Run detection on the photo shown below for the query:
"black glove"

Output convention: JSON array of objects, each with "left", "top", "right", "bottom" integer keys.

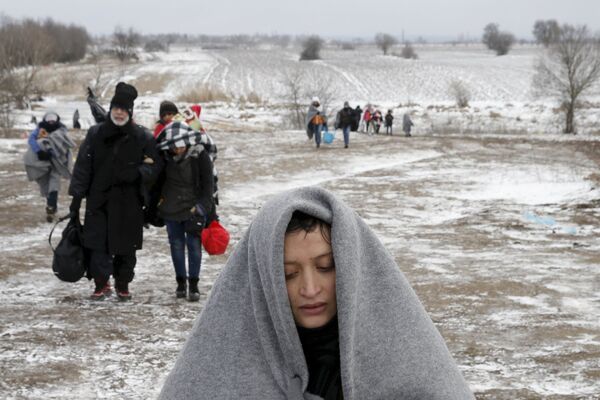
[
  {"left": 37, "top": 150, "right": 51, "bottom": 161},
  {"left": 113, "top": 166, "right": 140, "bottom": 185},
  {"left": 69, "top": 196, "right": 82, "bottom": 218},
  {"left": 184, "top": 212, "right": 206, "bottom": 235}
]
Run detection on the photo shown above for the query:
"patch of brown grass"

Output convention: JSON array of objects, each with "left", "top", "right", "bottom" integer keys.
[
  {"left": 177, "top": 84, "right": 231, "bottom": 103},
  {"left": 130, "top": 72, "right": 175, "bottom": 94}
]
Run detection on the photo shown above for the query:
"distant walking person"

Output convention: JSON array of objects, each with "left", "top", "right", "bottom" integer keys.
[
  {"left": 68, "top": 82, "right": 162, "bottom": 301},
  {"left": 384, "top": 109, "right": 394, "bottom": 135},
  {"left": 73, "top": 109, "right": 81, "bottom": 130},
  {"left": 371, "top": 109, "right": 383, "bottom": 134},
  {"left": 353, "top": 105, "right": 362, "bottom": 131},
  {"left": 306, "top": 97, "right": 327, "bottom": 148},
  {"left": 363, "top": 106, "right": 372, "bottom": 134},
  {"left": 403, "top": 113, "right": 414, "bottom": 137},
  {"left": 335, "top": 101, "right": 354, "bottom": 148},
  {"left": 24, "top": 111, "right": 75, "bottom": 222}
]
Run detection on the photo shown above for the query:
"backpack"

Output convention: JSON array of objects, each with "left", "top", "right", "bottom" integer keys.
[{"left": 49, "top": 214, "right": 89, "bottom": 282}]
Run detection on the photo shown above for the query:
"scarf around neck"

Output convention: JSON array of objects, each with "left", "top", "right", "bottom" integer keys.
[{"left": 159, "top": 186, "right": 473, "bottom": 399}]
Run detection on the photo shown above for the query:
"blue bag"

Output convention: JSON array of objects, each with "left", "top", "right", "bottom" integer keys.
[{"left": 323, "top": 129, "right": 335, "bottom": 144}]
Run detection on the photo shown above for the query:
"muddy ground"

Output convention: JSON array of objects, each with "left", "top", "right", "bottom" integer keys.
[{"left": 1, "top": 130, "right": 599, "bottom": 399}]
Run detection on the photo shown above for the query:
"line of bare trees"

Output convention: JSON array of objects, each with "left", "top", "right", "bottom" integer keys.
[{"left": 0, "top": 16, "right": 89, "bottom": 121}]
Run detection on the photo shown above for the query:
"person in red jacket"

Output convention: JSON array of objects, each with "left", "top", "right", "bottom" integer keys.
[
  {"left": 153, "top": 101, "right": 179, "bottom": 138},
  {"left": 363, "top": 106, "right": 373, "bottom": 134}
]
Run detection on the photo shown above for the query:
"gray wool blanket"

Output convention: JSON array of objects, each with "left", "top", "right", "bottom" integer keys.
[
  {"left": 23, "top": 127, "right": 74, "bottom": 183},
  {"left": 159, "top": 186, "right": 474, "bottom": 399}
]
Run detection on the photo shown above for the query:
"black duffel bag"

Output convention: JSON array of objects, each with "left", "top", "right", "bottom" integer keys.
[{"left": 49, "top": 214, "right": 88, "bottom": 282}]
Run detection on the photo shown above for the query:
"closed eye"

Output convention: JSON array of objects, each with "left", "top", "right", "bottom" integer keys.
[
  {"left": 317, "top": 265, "right": 335, "bottom": 272},
  {"left": 285, "top": 271, "right": 298, "bottom": 280}
]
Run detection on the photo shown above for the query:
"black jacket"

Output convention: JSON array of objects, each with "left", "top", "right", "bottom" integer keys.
[
  {"left": 69, "top": 120, "right": 161, "bottom": 254},
  {"left": 146, "top": 149, "right": 215, "bottom": 227},
  {"left": 335, "top": 107, "right": 355, "bottom": 130},
  {"left": 384, "top": 113, "right": 394, "bottom": 127}
]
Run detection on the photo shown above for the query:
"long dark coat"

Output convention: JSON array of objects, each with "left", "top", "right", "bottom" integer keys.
[{"left": 69, "top": 119, "right": 161, "bottom": 255}]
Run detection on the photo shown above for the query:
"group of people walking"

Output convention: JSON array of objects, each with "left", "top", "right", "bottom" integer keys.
[
  {"left": 25, "top": 82, "right": 216, "bottom": 302},
  {"left": 22, "top": 86, "right": 474, "bottom": 399},
  {"left": 305, "top": 99, "right": 415, "bottom": 149}
]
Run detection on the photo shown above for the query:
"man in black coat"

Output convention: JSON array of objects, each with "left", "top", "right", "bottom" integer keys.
[
  {"left": 69, "top": 82, "right": 162, "bottom": 301},
  {"left": 335, "top": 101, "right": 355, "bottom": 148}
]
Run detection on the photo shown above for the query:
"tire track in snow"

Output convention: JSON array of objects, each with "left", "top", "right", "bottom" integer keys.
[
  {"left": 321, "top": 62, "right": 370, "bottom": 99},
  {"left": 223, "top": 150, "right": 442, "bottom": 203},
  {"left": 203, "top": 53, "right": 231, "bottom": 91},
  {"left": 202, "top": 53, "right": 222, "bottom": 85}
]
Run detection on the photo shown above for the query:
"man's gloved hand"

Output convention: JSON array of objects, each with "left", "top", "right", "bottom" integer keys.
[
  {"left": 69, "top": 196, "right": 82, "bottom": 218},
  {"left": 37, "top": 150, "right": 51, "bottom": 161},
  {"left": 113, "top": 166, "right": 140, "bottom": 185}
]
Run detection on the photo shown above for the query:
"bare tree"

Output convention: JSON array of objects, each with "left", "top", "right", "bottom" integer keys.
[
  {"left": 282, "top": 68, "right": 337, "bottom": 129},
  {"left": 283, "top": 68, "right": 306, "bottom": 129},
  {"left": 300, "top": 35, "right": 324, "bottom": 61},
  {"left": 448, "top": 80, "right": 471, "bottom": 108},
  {"left": 112, "top": 26, "right": 140, "bottom": 62},
  {"left": 87, "top": 51, "right": 110, "bottom": 97},
  {"left": 375, "top": 33, "right": 397, "bottom": 55},
  {"left": 400, "top": 43, "right": 418, "bottom": 59},
  {"left": 533, "top": 24, "right": 600, "bottom": 134},
  {"left": 533, "top": 20, "right": 561, "bottom": 47},
  {"left": 308, "top": 81, "right": 336, "bottom": 122},
  {"left": 482, "top": 23, "right": 515, "bottom": 56}
]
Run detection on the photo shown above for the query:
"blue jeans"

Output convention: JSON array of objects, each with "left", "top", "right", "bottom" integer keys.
[
  {"left": 165, "top": 220, "right": 202, "bottom": 279},
  {"left": 342, "top": 125, "right": 351, "bottom": 146},
  {"left": 312, "top": 124, "right": 323, "bottom": 146}
]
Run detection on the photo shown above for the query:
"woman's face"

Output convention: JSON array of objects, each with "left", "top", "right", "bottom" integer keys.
[
  {"left": 172, "top": 146, "right": 187, "bottom": 156},
  {"left": 284, "top": 227, "right": 337, "bottom": 329}
]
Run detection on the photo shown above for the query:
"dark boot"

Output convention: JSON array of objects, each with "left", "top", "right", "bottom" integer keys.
[
  {"left": 91, "top": 278, "right": 111, "bottom": 301},
  {"left": 45, "top": 206, "right": 56, "bottom": 223},
  {"left": 176, "top": 276, "right": 187, "bottom": 299},
  {"left": 115, "top": 281, "right": 132, "bottom": 302},
  {"left": 188, "top": 278, "right": 200, "bottom": 302}
]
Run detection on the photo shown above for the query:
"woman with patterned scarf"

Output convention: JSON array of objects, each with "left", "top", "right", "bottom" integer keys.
[{"left": 154, "top": 122, "right": 215, "bottom": 301}]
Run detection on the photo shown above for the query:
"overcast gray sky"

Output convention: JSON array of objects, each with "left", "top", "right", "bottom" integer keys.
[{"left": 2, "top": 0, "right": 599, "bottom": 40}]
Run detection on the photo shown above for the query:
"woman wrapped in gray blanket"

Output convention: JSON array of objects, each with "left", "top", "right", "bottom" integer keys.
[
  {"left": 159, "top": 186, "right": 474, "bottom": 399},
  {"left": 23, "top": 111, "right": 74, "bottom": 222}
]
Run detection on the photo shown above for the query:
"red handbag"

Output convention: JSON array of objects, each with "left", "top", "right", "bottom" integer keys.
[{"left": 201, "top": 220, "right": 230, "bottom": 255}]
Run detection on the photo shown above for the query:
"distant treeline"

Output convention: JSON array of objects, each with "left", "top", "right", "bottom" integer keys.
[{"left": 0, "top": 17, "right": 90, "bottom": 66}]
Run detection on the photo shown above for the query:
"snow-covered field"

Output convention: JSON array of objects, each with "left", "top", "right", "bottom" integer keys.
[
  {"left": 1, "top": 45, "right": 600, "bottom": 399},
  {"left": 15, "top": 44, "right": 600, "bottom": 135}
]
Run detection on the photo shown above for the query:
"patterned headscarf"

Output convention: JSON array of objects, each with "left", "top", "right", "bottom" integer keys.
[{"left": 156, "top": 121, "right": 210, "bottom": 154}]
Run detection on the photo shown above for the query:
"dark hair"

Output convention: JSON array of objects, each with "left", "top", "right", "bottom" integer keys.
[{"left": 286, "top": 210, "right": 331, "bottom": 243}]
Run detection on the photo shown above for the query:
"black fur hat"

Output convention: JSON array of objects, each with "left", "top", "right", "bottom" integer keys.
[
  {"left": 110, "top": 82, "right": 138, "bottom": 116},
  {"left": 159, "top": 100, "right": 178, "bottom": 118}
]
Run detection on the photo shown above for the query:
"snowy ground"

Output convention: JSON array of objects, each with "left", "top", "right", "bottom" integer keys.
[
  {"left": 1, "top": 128, "right": 599, "bottom": 399},
  {"left": 2, "top": 44, "right": 600, "bottom": 399}
]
